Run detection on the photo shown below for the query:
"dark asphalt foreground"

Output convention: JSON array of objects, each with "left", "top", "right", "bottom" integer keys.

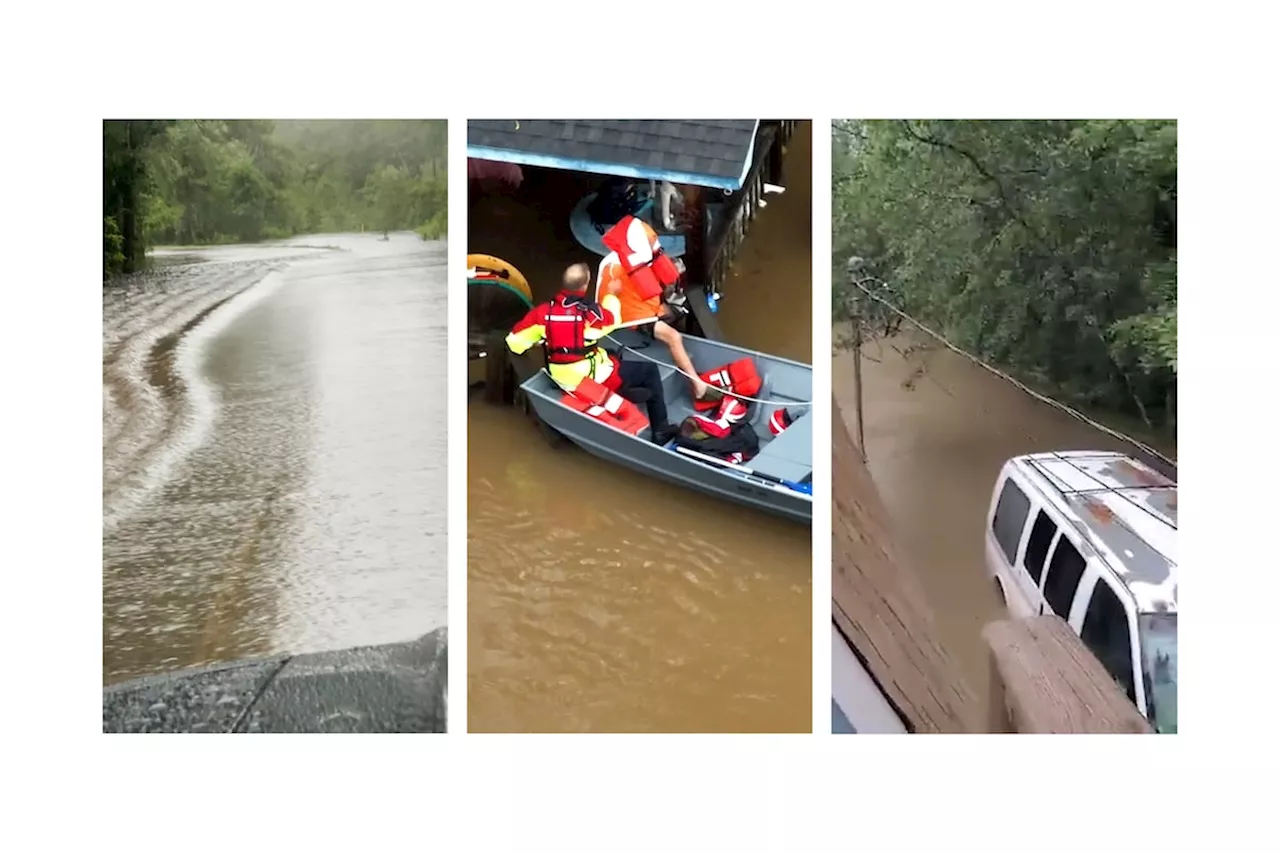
[{"left": 103, "top": 628, "right": 447, "bottom": 733}]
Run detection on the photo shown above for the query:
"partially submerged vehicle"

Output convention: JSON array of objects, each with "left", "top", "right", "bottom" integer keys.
[
  {"left": 519, "top": 328, "right": 813, "bottom": 524},
  {"left": 985, "top": 450, "right": 1178, "bottom": 733}
]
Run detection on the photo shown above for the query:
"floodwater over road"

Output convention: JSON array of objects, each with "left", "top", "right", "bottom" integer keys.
[
  {"left": 833, "top": 328, "right": 1177, "bottom": 708},
  {"left": 103, "top": 233, "right": 447, "bottom": 685},
  {"left": 468, "top": 123, "right": 814, "bottom": 732}
]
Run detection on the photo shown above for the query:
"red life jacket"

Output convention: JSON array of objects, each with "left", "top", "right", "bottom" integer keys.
[
  {"left": 694, "top": 358, "right": 763, "bottom": 412},
  {"left": 768, "top": 408, "right": 795, "bottom": 437},
  {"left": 561, "top": 376, "right": 649, "bottom": 436},
  {"left": 689, "top": 396, "right": 750, "bottom": 439},
  {"left": 601, "top": 216, "right": 682, "bottom": 301},
  {"left": 543, "top": 291, "right": 599, "bottom": 365}
]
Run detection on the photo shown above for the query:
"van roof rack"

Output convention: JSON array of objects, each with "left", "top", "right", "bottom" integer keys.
[{"left": 1014, "top": 451, "right": 1177, "bottom": 614}]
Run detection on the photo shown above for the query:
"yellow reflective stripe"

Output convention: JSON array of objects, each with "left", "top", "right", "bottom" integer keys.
[
  {"left": 547, "top": 351, "right": 614, "bottom": 391},
  {"left": 506, "top": 325, "right": 544, "bottom": 355}
]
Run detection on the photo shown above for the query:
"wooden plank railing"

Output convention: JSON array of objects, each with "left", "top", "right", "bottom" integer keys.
[
  {"left": 831, "top": 394, "right": 982, "bottom": 733},
  {"left": 984, "top": 615, "right": 1153, "bottom": 734}
]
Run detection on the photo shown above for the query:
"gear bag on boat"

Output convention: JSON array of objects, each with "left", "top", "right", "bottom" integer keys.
[
  {"left": 673, "top": 417, "right": 760, "bottom": 464},
  {"left": 601, "top": 216, "right": 682, "bottom": 302}
]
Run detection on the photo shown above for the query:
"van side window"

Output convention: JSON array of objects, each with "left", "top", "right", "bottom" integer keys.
[
  {"left": 1042, "top": 537, "right": 1086, "bottom": 618},
  {"left": 1080, "top": 580, "right": 1137, "bottom": 703},
  {"left": 992, "top": 478, "right": 1031, "bottom": 565},
  {"left": 1023, "top": 511, "right": 1057, "bottom": 584}
]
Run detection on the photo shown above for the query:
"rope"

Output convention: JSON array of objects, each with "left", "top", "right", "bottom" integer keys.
[
  {"left": 226, "top": 655, "right": 291, "bottom": 733},
  {"left": 603, "top": 329, "right": 813, "bottom": 407},
  {"left": 844, "top": 275, "right": 1176, "bottom": 470}
]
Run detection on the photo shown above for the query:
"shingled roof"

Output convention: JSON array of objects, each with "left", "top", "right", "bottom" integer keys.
[{"left": 467, "top": 120, "right": 760, "bottom": 191}]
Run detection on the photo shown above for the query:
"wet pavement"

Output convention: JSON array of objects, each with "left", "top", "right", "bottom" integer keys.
[
  {"left": 103, "top": 628, "right": 447, "bottom": 733},
  {"left": 103, "top": 233, "right": 448, "bottom": 686}
]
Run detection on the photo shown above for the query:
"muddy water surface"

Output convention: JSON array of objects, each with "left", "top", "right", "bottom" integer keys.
[
  {"left": 103, "top": 234, "right": 447, "bottom": 684},
  {"left": 833, "top": 328, "right": 1177, "bottom": 706},
  {"left": 468, "top": 123, "right": 814, "bottom": 732}
]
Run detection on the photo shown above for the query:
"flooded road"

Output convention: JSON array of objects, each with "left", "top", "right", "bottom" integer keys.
[
  {"left": 103, "top": 233, "right": 447, "bottom": 685},
  {"left": 833, "top": 328, "right": 1176, "bottom": 708},
  {"left": 468, "top": 123, "right": 813, "bottom": 732}
]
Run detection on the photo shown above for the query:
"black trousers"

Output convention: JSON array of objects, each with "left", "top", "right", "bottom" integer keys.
[{"left": 615, "top": 358, "right": 669, "bottom": 428}]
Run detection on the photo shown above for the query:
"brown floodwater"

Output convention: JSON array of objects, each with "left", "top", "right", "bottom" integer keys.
[
  {"left": 102, "top": 233, "right": 447, "bottom": 685},
  {"left": 833, "top": 327, "right": 1177, "bottom": 708},
  {"left": 468, "top": 122, "right": 814, "bottom": 732}
]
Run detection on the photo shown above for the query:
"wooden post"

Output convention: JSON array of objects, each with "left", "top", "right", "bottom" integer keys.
[
  {"left": 767, "top": 124, "right": 786, "bottom": 187},
  {"left": 846, "top": 260, "right": 869, "bottom": 461},
  {"left": 983, "top": 616, "right": 1153, "bottom": 734},
  {"left": 681, "top": 185, "right": 707, "bottom": 287},
  {"left": 852, "top": 313, "right": 866, "bottom": 462}
]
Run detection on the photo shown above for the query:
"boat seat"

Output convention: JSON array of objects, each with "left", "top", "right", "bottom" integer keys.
[{"left": 749, "top": 408, "right": 812, "bottom": 484}]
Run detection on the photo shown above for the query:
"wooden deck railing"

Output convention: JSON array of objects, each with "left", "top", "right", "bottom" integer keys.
[
  {"left": 984, "top": 615, "right": 1152, "bottom": 733},
  {"left": 831, "top": 394, "right": 982, "bottom": 733},
  {"left": 699, "top": 121, "right": 791, "bottom": 298}
]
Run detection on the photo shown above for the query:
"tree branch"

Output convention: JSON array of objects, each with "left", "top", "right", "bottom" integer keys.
[{"left": 896, "top": 120, "right": 1031, "bottom": 232}]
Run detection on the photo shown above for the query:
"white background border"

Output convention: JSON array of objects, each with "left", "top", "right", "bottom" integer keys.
[{"left": 5, "top": 0, "right": 1264, "bottom": 847}]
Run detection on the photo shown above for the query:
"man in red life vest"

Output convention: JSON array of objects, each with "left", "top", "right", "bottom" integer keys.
[{"left": 506, "top": 263, "right": 678, "bottom": 445}]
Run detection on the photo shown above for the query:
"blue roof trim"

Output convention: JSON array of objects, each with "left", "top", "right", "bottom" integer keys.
[{"left": 466, "top": 145, "right": 746, "bottom": 191}]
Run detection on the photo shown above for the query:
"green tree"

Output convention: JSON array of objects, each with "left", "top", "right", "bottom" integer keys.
[
  {"left": 833, "top": 119, "right": 1177, "bottom": 432},
  {"left": 103, "top": 119, "right": 447, "bottom": 277},
  {"left": 103, "top": 120, "right": 172, "bottom": 275}
]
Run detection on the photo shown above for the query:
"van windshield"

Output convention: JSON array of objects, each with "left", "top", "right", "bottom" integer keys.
[{"left": 1138, "top": 613, "right": 1178, "bottom": 733}]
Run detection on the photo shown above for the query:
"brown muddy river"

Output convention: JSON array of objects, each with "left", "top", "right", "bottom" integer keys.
[
  {"left": 468, "top": 123, "right": 813, "bottom": 732},
  {"left": 833, "top": 327, "right": 1177, "bottom": 708},
  {"left": 102, "top": 233, "right": 447, "bottom": 685}
]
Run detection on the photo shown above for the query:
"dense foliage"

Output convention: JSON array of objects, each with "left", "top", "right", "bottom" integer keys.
[
  {"left": 103, "top": 120, "right": 446, "bottom": 275},
  {"left": 833, "top": 120, "right": 1177, "bottom": 431},
  {"left": 103, "top": 120, "right": 173, "bottom": 276}
]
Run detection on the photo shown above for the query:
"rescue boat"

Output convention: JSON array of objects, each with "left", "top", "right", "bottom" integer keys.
[{"left": 518, "top": 328, "right": 813, "bottom": 524}]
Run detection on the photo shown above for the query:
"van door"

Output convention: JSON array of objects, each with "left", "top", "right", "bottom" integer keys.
[
  {"left": 1016, "top": 508, "right": 1059, "bottom": 615},
  {"left": 1040, "top": 532, "right": 1088, "bottom": 620},
  {"left": 988, "top": 474, "right": 1035, "bottom": 616},
  {"left": 1076, "top": 573, "right": 1141, "bottom": 710}
]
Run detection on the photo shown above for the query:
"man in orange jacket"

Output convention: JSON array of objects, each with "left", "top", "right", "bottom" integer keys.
[
  {"left": 594, "top": 217, "right": 714, "bottom": 402},
  {"left": 507, "top": 263, "right": 677, "bottom": 444}
]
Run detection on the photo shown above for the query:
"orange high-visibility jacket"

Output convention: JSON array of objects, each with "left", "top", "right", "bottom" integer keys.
[{"left": 594, "top": 217, "right": 680, "bottom": 323}]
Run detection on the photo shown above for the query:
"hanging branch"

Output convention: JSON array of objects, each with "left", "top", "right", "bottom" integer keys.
[{"left": 896, "top": 120, "right": 1031, "bottom": 233}]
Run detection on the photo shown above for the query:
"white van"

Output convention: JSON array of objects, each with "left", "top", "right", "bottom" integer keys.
[{"left": 984, "top": 451, "right": 1177, "bottom": 733}]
